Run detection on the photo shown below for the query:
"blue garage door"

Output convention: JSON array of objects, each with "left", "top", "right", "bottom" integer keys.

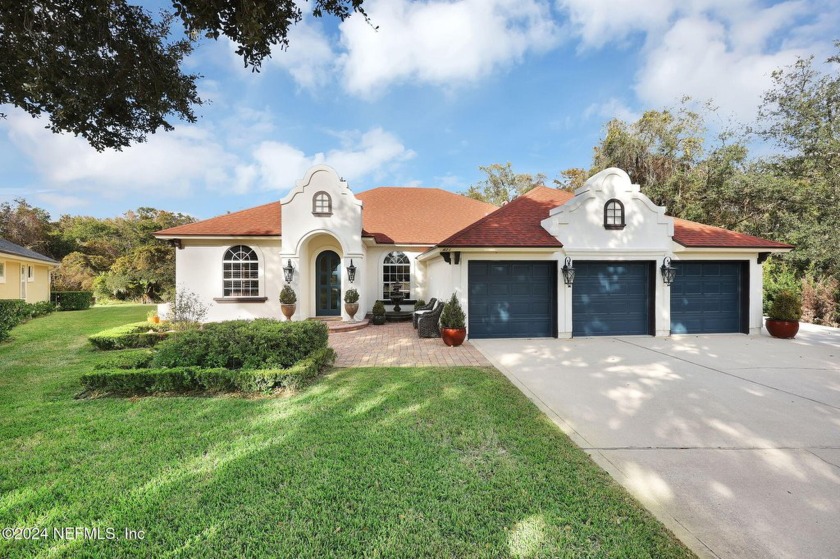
[
  {"left": 468, "top": 261, "right": 556, "bottom": 339},
  {"left": 573, "top": 262, "right": 652, "bottom": 336},
  {"left": 670, "top": 261, "right": 746, "bottom": 334}
]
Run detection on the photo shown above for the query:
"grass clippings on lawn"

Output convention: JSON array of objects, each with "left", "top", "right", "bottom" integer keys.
[{"left": 0, "top": 306, "right": 694, "bottom": 558}]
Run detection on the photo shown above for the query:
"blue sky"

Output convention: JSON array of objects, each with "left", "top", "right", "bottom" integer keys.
[{"left": 1, "top": 0, "right": 837, "bottom": 220}]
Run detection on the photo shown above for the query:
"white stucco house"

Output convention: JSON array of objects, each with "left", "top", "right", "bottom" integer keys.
[{"left": 154, "top": 165, "right": 791, "bottom": 338}]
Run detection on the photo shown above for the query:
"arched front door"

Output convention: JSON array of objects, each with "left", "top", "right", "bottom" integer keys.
[{"left": 316, "top": 250, "right": 341, "bottom": 316}]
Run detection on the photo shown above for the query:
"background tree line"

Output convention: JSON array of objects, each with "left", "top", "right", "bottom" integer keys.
[
  {"left": 0, "top": 202, "right": 194, "bottom": 302},
  {"left": 464, "top": 44, "right": 839, "bottom": 325}
]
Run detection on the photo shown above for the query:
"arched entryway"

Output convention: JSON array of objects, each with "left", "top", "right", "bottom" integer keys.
[{"left": 315, "top": 250, "right": 341, "bottom": 316}]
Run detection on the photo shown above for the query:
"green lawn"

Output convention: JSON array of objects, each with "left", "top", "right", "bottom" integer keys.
[{"left": 0, "top": 306, "right": 693, "bottom": 558}]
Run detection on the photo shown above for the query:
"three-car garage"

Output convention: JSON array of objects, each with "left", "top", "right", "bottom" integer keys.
[{"left": 466, "top": 259, "right": 748, "bottom": 338}]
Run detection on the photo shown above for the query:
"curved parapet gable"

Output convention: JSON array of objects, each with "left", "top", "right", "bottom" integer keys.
[
  {"left": 541, "top": 167, "right": 674, "bottom": 253},
  {"left": 280, "top": 165, "right": 365, "bottom": 258}
]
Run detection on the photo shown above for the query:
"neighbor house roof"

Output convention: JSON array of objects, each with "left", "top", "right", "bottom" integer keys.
[
  {"left": 438, "top": 186, "right": 792, "bottom": 250},
  {"left": 438, "top": 186, "right": 573, "bottom": 248},
  {"left": 155, "top": 188, "right": 496, "bottom": 245},
  {"left": 0, "top": 238, "right": 59, "bottom": 264},
  {"left": 356, "top": 187, "right": 496, "bottom": 244}
]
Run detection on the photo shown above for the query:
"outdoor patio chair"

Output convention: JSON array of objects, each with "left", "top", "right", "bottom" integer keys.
[
  {"left": 412, "top": 298, "right": 437, "bottom": 329},
  {"left": 417, "top": 301, "right": 444, "bottom": 338}
]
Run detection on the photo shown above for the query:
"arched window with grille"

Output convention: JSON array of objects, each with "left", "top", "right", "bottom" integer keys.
[
  {"left": 382, "top": 251, "right": 410, "bottom": 297},
  {"left": 223, "top": 245, "right": 259, "bottom": 297},
  {"left": 604, "top": 199, "right": 626, "bottom": 230},
  {"left": 312, "top": 191, "right": 332, "bottom": 216}
]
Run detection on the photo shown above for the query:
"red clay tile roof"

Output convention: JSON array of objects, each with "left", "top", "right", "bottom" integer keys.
[
  {"left": 672, "top": 218, "right": 793, "bottom": 249},
  {"left": 356, "top": 187, "right": 496, "bottom": 244},
  {"left": 438, "top": 186, "right": 573, "bottom": 248},
  {"left": 155, "top": 188, "right": 495, "bottom": 244},
  {"left": 156, "top": 202, "right": 281, "bottom": 236}
]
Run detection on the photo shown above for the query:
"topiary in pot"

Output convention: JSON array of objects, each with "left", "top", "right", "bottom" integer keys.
[
  {"left": 765, "top": 289, "right": 802, "bottom": 339},
  {"left": 439, "top": 293, "right": 466, "bottom": 347},
  {"left": 372, "top": 300, "right": 386, "bottom": 325},
  {"left": 279, "top": 285, "right": 297, "bottom": 321},
  {"left": 344, "top": 288, "right": 360, "bottom": 321}
]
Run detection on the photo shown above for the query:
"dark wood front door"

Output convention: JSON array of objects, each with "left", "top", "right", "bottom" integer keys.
[{"left": 316, "top": 250, "right": 341, "bottom": 316}]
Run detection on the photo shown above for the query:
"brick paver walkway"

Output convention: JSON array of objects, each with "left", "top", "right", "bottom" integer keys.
[{"left": 329, "top": 321, "right": 491, "bottom": 367}]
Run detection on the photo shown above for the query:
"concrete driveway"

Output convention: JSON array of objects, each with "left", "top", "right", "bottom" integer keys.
[{"left": 472, "top": 324, "right": 840, "bottom": 559}]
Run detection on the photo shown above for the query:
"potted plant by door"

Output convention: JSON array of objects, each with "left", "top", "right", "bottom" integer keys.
[
  {"left": 371, "top": 300, "right": 387, "bottom": 325},
  {"left": 439, "top": 293, "right": 467, "bottom": 347},
  {"left": 344, "top": 288, "right": 360, "bottom": 321},
  {"left": 147, "top": 309, "right": 160, "bottom": 324},
  {"left": 279, "top": 285, "right": 297, "bottom": 321},
  {"left": 765, "top": 289, "right": 802, "bottom": 339}
]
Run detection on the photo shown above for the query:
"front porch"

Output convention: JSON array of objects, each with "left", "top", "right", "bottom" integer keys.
[{"left": 329, "top": 321, "right": 490, "bottom": 368}]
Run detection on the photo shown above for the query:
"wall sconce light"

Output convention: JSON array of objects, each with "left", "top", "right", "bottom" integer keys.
[
  {"left": 660, "top": 257, "right": 677, "bottom": 286},
  {"left": 561, "top": 257, "right": 575, "bottom": 286},
  {"left": 283, "top": 259, "right": 295, "bottom": 284},
  {"left": 347, "top": 259, "right": 357, "bottom": 283}
]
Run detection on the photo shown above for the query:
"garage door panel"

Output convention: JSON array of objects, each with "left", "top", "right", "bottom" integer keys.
[
  {"left": 468, "top": 261, "right": 556, "bottom": 339},
  {"left": 573, "top": 262, "right": 651, "bottom": 336},
  {"left": 670, "top": 261, "right": 745, "bottom": 334}
]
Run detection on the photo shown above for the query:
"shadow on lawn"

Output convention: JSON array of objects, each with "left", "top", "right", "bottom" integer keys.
[{"left": 2, "top": 366, "right": 692, "bottom": 558}]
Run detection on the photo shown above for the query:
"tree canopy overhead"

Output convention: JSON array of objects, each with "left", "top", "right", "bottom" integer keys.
[{"left": 0, "top": 0, "right": 369, "bottom": 150}]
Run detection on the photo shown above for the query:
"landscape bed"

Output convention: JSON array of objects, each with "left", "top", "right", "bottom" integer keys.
[{"left": 0, "top": 306, "right": 693, "bottom": 558}]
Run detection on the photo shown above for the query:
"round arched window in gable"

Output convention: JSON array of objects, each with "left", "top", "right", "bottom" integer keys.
[
  {"left": 312, "top": 191, "right": 332, "bottom": 216},
  {"left": 382, "top": 251, "right": 410, "bottom": 297},
  {"left": 604, "top": 199, "right": 626, "bottom": 230},
  {"left": 223, "top": 245, "right": 260, "bottom": 297}
]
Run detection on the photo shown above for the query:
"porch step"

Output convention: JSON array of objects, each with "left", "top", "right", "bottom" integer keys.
[
  {"left": 325, "top": 319, "right": 370, "bottom": 333},
  {"left": 309, "top": 316, "right": 343, "bottom": 322}
]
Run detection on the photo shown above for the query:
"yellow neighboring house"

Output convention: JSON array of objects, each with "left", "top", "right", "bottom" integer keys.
[{"left": 0, "top": 238, "right": 59, "bottom": 303}]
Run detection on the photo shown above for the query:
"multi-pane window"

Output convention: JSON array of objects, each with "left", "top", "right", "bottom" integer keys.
[
  {"left": 383, "top": 251, "right": 410, "bottom": 297},
  {"left": 223, "top": 245, "right": 259, "bottom": 297},
  {"left": 604, "top": 199, "right": 625, "bottom": 229},
  {"left": 312, "top": 191, "right": 332, "bottom": 215}
]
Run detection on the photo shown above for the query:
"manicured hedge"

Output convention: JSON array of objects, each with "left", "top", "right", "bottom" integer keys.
[
  {"left": 51, "top": 291, "right": 94, "bottom": 310},
  {"left": 92, "top": 349, "right": 155, "bottom": 370},
  {"left": 151, "top": 319, "right": 329, "bottom": 370},
  {"left": 0, "top": 299, "right": 56, "bottom": 342},
  {"left": 88, "top": 322, "right": 170, "bottom": 350},
  {"left": 81, "top": 348, "right": 336, "bottom": 394}
]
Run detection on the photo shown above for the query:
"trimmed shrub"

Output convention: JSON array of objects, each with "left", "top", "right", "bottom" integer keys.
[
  {"left": 440, "top": 293, "right": 466, "bottom": 329},
  {"left": 93, "top": 349, "right": 155, "bottom": 370},
  {"left": 279, "top": 285, "right": 297, "bottom": 304},
  {"left": 80, "top": 348, "right": 336, "bottom": 395},
  {"left": 0, "top": 299, "right": 56, "bottom": 342},
  {"left": 51, "top": 291, "right": 93, "bottom": 310},
  {"left": 89, "top": 322, "right": 170, "bottom": 350},
  {"left": 768, "top": 289, "right": 802, "bottom": 321},
  {"left": 151, "top": 319, "right": 328, "bottom": 370},
  {"left": 413, "top": 299, "right": 427, "bottom": 311},
  {"left": 763, "top": 258, "right": 799, "bottom": 315}
]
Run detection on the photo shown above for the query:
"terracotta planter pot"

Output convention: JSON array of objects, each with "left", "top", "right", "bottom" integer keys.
[
  {"left": 150, "top": 316, "right": 160, "bottom": 324},
  {"left": 344, "top": 302, "right": 359, "bottom": 321},
  {"left": 441, "top": 327, "right": 466, "bottom": 347},
  {"left": 765, "top": 318, "right": 799, "bottom": 339},
  {"left": 372, "top": 314, "right": 386, "bottom": 325},
  {"left": 280, "top": 303, "right": 296, "bottom": 321}
]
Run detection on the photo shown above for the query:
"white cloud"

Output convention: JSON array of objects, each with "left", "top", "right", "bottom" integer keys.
[
  {"left": 269, "top": 18, "right": 336, "bottom": 89},
  {"left": 559, "top": 0, "right": 833, "bottom": 121},
  {"left": 5, "top": 112, "right": 414, "bottom": 201},
  {"left": 6, "top": 113, "right": 235, "bottom": 198},
  {"left": 584, "top": 97, "right": 639, "bottom": 122},
  {"left": 338, "top": 0, "right": 561, "bottom": 97},
  {"left": 240, "top": 127, "right": 416, "bottom": 191}
]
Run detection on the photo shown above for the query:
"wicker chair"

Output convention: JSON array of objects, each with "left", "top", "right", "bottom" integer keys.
[
  {"left": 412, "top": 298, "right": 437, "bottom": 329},
  {"left": 417, "top": 301, "right": 444, "bottom": 338}
]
